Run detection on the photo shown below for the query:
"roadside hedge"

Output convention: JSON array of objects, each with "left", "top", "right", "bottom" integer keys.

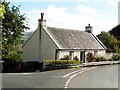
[
  {"left": 2, "top": 60, "right": 43, "bottom": 73},
  {"left": 44, "top": 60, "right": 81, "bottom": 70},
  {"left": 96, "top": 57, "right": 107, "bottom": 62}
]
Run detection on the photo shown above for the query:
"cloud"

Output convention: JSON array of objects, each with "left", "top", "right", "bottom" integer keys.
[
  {"left": 7, "top": 0, "right": 107, "bottom": 2},
  {"left": 106, "top": 0, "right": 119, "bottom": 5},
  {"left": 24, "top": 9, "right": 42, "bottom": 29},
  {"left": 8, "top": 0, "right": 120, "bottom": 3},
  {"left": 24, "top": 4, "right": 117, "bottom": 35},
  {"left": 76, "top": 5, "right": 97, "bottom": 14}
]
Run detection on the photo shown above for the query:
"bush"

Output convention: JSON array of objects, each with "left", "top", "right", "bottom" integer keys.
[
  {"left": 107, "top": 49, "right": 120, "bottom": 53},
  {"left": 87, "top": 52, "right": 96, "bottom": 62},
  {"left": 44, "top": 60, "right": 80, "bottom": 65},
  {"left": 116, "top": 49, "right": 120, "bottom": 53},
  {"left": 10, "top": 53, "right": 23, "bottom": 62},
  {"left": 3, "top": 52, "right": 23, "bottom": 62},
  {"left": 96, "top": 56, "right": 107, "bottom": 62},
  {"left": 60, "top": 55, "right": 71, "bottom": 60},
  {"left": 44, "top": 60, "right": 80, "bottom": 70},
  {"left": 107, "top": 58, "right": 113, "bottom": 61},
  {"left": 112, "top": 54, "right": 120, "bottom": 61},
  {"left": 73, "top": 56, "right": 79, "bottom": 61},
  {"left": 106, "top": 48, "right": 113, "bottom": 53}
]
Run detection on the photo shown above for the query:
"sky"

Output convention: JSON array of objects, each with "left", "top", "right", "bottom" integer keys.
[{"left": 6, "top": 0, "right": 119, "bottom": 35}]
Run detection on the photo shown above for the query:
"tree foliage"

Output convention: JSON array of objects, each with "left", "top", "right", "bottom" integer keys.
[
  {"left": 109, "top": 24, "right": 120, "bottom": 40},
  {"left": 0, "top": 4, "right": 6, "bottom": 19},
  {"left": 2, "top": 2, "right": 29, "bottom": 61},
  {"left": 97, "top": 31, "right": 118, "bottom": 52},
  {"left": 109, "top": 24, "right": 120, "bottom": 50}
]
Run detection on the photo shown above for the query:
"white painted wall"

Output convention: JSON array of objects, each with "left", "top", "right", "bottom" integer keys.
[
  {"left": 23, "top": 29, "right": 40, "bottom": 62},
  {"left": 41, "top": 28, "right": 59, "bottom": 60},
  {"left": 85, "top": 50, "right": 106, "bottom": 57},
  {"left": 23, "top": 27, "right": 59, "bottom": 62},
  {"left": 104, "top": 53, "right": 114, "bottom": 59},
  {"left": 98, "top": 50, "right": 106, "bottom": 57},
  {"left": 58, "top": 50, "right": 106, "bottom": 62},
  {"left": 58, "top": 50, "right": 81, "bottom": 60},
  {"left": 74, "top": 50, "right": 80, "bottom": 60},
  {"left": 58, "top": 50, "right": 69, "bottom": 60}
]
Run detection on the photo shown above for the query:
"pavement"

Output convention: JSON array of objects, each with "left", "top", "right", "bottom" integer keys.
[{"left": 69, "top": 61, "right": 119, "bottom": 68}]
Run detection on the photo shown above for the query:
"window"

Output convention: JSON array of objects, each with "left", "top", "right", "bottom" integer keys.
[{"left": 94, "top": 51, "right": 98, "bottom": 57}]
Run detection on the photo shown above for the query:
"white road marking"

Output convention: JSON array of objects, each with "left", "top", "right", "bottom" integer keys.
[
  {"left": 22, "top": 73, "right": 31, "bottom": 75},
  {"left": 3, "top": 73, "right": 32, "bottom": 75},
  {"left": 64, "top": 67, "right": 97, "bottom": 88},
  {"left": 62, "top": 68, "right": 88, "bottom": 77}
]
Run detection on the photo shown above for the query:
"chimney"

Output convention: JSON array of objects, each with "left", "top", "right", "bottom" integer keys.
[
  {"left": 38, "top": 13, "right": 46, "bottom": 27},
  {"left": 85, "top": 24, "right": 93, "bottom": 33}
]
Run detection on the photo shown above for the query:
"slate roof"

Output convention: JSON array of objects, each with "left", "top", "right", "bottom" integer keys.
[{"left": 46, "top": 27, "right": 106, "bottom": 50}]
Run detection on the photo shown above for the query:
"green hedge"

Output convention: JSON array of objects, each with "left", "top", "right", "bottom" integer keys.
[
  {"left": 44, "top": 60, "right": 80, "bottom": 65},
  {"left": 44, "top": 60, "right": 81, "bottom": 70},
  {"left": 96, "top": 57, "right": 107, "bottom": 62},
  {"left": 112, "top": 55, "right": 120, "bottom": 61},
  {"left": 96, "top": 55, "right": 120, "bottom": 61}
]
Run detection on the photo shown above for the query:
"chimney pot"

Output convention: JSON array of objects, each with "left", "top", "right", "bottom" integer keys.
[{"left": 41, "top": 13, "right": 44, "bottom": 20}]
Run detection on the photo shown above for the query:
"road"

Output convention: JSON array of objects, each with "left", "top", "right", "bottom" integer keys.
[
  {"left": 67, "top": 65, "right": 118, "bottom": 88},
  {"left": 2, "top": 65, "right": 118, "bottom": 89}
]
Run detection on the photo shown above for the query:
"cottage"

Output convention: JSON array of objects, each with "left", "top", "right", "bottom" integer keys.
[{"left": 23, "top": 13, "right": 106, "bottom": 63}]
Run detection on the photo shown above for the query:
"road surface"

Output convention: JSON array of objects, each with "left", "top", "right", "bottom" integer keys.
[{"left": 2, "top": 65, "right": 119, "bottom": 89}]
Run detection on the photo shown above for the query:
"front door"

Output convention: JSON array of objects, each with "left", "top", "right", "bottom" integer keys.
[{"left": 80, "top": 51, "right": 85, "bottom": 63}]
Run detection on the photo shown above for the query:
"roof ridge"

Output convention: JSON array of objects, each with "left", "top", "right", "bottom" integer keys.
[{"left": 47, "top": 26, "right": 84, "bottom": 32}]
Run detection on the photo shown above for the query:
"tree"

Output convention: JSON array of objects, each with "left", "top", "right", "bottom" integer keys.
[
  {"left": 2, "top": 2, "right": 29, "bottom": 61},
  {"left": 109, "top": 24, "right": 120, "bottom": 49},
  {"left": 97, "top": 31, "right": 118, "bottom": 52},
  {"left": 109, "top": 24, "right": 120, "bottom": 40},
  {"left": 0, "top": 4, "right": 6, "bottom": 19},
  {"left": 0, "top": 4, "right": 5, "bottom": 59}
]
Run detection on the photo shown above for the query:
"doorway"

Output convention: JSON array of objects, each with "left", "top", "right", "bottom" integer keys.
[{"left": 80, "top": 51, "right": 85, "bottom": 63}]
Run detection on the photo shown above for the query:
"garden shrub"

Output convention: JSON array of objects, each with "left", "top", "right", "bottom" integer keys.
[
  {"left": 44, "top": 60, "right": 80, "bottom": 70},
  {"left": 112, "top": 54, "right": 120, "bottom": 61},
  {"left": 106, "top": 48, "right": 113, "bottom": 53},
  {"left": 107, "top": 49, "right": 120, "bottom": 53},
  {"left": 44, "top": 60, "right": 80, "bottom": 65},
  {"left": 107, "top": 58, "right": 113, "bottom": 61},
  {"left": 96, "top": 56, "right": 107, "bottom": 62},
  {"left": 116, "top": 49, "right": 120, "bottom": 54},
  {"left": 3, "top": 52, "right": 23, "bottom": 62},
  {"left": 73, "top": 56, "right": 79, "bottom": 61},
  {"left": 87, "top": 52, "right": 96, "bottom": 62},
  {"left": 60, "top": 55, "right": 71, "bottom": 60}
]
